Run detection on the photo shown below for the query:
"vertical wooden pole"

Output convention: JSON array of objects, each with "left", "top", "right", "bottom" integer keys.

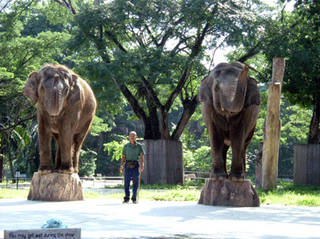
[{"left": 262, "top": 58, "right": 285, "bottom": 190}]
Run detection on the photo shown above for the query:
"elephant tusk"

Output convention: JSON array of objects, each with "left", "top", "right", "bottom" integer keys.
[{"left": 221, "top": 106, "right": 225, "bottom": 111}]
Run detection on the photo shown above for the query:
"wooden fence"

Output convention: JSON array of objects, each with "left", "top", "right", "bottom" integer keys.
[{"left": 294, "top": 144, "right": 320, "bottom": 186}]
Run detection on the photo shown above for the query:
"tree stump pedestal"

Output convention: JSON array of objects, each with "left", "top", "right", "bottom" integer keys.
[
  {"left": 198, "top": 178, "right": 260, "bottom": 207},
  {"left": 28, "top": 172, "right": 84, "bottom": 201}
]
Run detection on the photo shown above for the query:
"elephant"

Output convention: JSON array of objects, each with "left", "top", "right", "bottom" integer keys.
[
  {"left": 198, "top": 62, "right": 260, "bottom": 180},
  {"left": 24, "top": 64, "right": 97, "bottom": 174}
]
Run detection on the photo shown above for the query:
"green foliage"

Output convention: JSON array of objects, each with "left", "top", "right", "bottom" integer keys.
[
  {"left": 69, "top": 0, "right": 267, "bottom": 139},
  {"left": 90, "top": 116, "right": 112, "bottom": 137},
  {"left": 258, "top": 181, "right": 320, "bottom": 206},
  {"left": 184, "top": 146, "right": 211, "bottom": 172},
  {"left": 0, "top": 0, "right": 317, "bottom": 179},
  {"left": 252, "top": 1, "right": 320, "bottom": 108},
  {"left": 79, "top": 149, "right": 97, "bottom": 177},
  {"left": 103, "top": 138, "right": 127, "bottom": 161}
]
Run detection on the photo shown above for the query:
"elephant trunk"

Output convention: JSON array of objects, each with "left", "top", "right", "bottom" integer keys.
[
  {"left": 45, "top": 86, "right": 65, "bottom": 116},
  {"left": 218, "top": 66, "right": 248, "bottom": 113}
]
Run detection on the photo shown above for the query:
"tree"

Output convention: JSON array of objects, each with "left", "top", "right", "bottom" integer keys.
[
  {"left": 234, "top": 1, "right": 320, "bottom": 144},
  {"left": 59, "top": 0, "right": 266, "bottom": 141},
  {"left": 0, "top": 0, "right": 74, "bottom": 179},
  {"left": 265, "top": 1, "right": 320, "bottom": 144}
]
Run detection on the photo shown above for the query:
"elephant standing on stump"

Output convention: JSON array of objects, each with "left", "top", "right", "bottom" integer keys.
[
  {"left": 199, "top": 62, "right": 260, "bottom": 180},
  {"left": 24, "top": 64, "right": 97, "bottom": 175}
]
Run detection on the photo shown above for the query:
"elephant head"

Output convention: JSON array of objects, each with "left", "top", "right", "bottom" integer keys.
[
  {"left": 200, "top": 62, "right": 249, "bottom": 116},
  {"left": 24, "top": 64, "right": 78, "bottom": 116}
]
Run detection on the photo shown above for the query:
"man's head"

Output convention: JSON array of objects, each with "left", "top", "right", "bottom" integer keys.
[{"left": 129, "top": 131, "right": 137, "bottom": 144}]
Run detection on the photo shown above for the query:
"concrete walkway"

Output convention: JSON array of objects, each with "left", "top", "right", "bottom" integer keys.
[{"left": 1, "top": 199, "right": 320, "bottom": 239}]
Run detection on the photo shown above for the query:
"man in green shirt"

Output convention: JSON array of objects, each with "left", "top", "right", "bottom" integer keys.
[{"left": 120, "top": 131, "right": 144, "bottom": 203}]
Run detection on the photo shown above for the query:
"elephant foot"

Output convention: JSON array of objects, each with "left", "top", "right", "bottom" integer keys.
[
  {"left": 229, "top": 172, "right": 245, "bottom": 181},
  {"left": 38, "top": 169, "right": 52, "bottom": 175},
  {"left": 52, "top": 168, "right": 61, "bottom": 173},
  {"left": 210, "top": 169, "right": 227, "bottom": 180},
  {"left": 58, "top": 167, "right": 74, "bottom": 174}
]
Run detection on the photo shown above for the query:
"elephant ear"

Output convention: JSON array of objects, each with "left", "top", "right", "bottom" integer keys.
[
  {"left": 198, "top": 75, "right": 213, "bottom": 103},
  {"left": 24, "top": 72, "right": 40, "bottom": 104},
  {"left": 244, "top": 77, "right": 261, "bottom": 107},
  {"left": 67, "top": 74, "right": 81, "bottom": 104}
]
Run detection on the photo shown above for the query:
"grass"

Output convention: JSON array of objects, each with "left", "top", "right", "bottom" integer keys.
[
  {"left": 0, "top": 188, "right": 29, "bottom": 199},
  {"left": 84, "top": 189, "right": 200, "bottom": 201},
  {"left": 1, "top": 180, "right": 320, "bottom": 206},
  {"left": 258, "top": 181, "right": 320, "bottom": 206}
]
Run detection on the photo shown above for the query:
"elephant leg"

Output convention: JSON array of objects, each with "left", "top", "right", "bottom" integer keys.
[
  {"left": 59, "top": 128, "right": 73, "bottom": 174},
  {"left": 72, "top": 119, "right": 93, "bottom": 174},
  {"left": 38, "top": 117, "right": 52, "bottom": 174},
  {"left": 53, "top": 133, "right": 61, "bottom": 171},
  {"left": 230, "top": 129, "right": 245, "bottom": 180},
  {"left": 210, "top": 126, "right": 227, "bottom": 179}
]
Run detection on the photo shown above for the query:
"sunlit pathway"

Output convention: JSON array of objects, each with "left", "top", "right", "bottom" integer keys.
[{"left": 1, "top": 199, "right": 320, "bottom": 239}]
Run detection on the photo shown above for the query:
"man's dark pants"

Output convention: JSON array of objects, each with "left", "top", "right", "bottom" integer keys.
[{"left": 124, "top": 166, "right": 139, "bottom": 201}]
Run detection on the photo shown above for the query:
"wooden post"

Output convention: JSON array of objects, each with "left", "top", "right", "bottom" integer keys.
[{"left": 262, "top": 58, "right": 285, "bottom": 190}]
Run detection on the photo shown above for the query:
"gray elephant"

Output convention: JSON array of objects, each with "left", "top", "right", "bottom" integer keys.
[
  {"left": 199, "top": 62, "right": 260, "bottom": 180},
  {"left": 24, "top": 64, "right": 97, "bottom": 174}
]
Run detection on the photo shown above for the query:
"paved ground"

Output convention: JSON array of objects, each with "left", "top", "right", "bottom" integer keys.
[{"left": 1, "top": 199, "right": 320, "bottom": 239}]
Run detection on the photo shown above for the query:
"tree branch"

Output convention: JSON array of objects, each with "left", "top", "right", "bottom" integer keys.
[
  {"left": 144, "top": 24, "right": 159, "bottom": 47},
  {"left": 53, "top": 0, "right": 76, "bottom": 15},
  {"left": 140, "top": 76, "right": 163, "bottom": 109},
  {"left": 0, "top": 0, "right": 12, "bottom": 13},
  {"left": 0, "top": 115, "right": 36, "bottom": 133},
  {"left": 105, "top": 31, "right": 127, "bottom": 53},
  {"left": 112, "top": 78, "right": 147, "bottom": 123},
  {"left": 128, "top": 25, "right": 145, "bottom": 47},
  {"left": 165, "top": 22, "right": 211, "bottom": 111},
  {"left": 159, "top": 17, "right": 184, "bottom": 47},
  {"left": 237, "top": 45, "right": 260, "bottom": 63},
  {"left": 171, "top": 95, "right": 199, "bottom": 140}
]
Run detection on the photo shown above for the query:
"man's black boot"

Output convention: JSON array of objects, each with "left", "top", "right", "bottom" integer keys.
[{"left": 123, "top": 198, "right": 129, "bottom": 204}]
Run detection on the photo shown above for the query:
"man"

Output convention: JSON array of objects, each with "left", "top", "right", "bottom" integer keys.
[{"left": 120, "top": 131, "right": 144, "bottom": 203}]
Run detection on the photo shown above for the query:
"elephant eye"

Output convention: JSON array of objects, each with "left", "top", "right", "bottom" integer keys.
[
  {"left": 63, "top": 87, "right": 69, "bottom": 95},
  {"left": 214, "top": 70, "right": 221, "bottom": 78},
  {"left": 214, "top": 83, "right": 220, "bottom": 92}
]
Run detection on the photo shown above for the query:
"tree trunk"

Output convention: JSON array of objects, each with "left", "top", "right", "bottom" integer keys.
[
  {"left": 160, "top": 109, "right": 170, "bottom": 140},
  {"left": 8, "top": 140, "right": 15, "bottom": 183},
  {"left": 262, "top": 58, "right": 285, "bottom": 190},
  {"left": 0, "top": 141, "right": 4, "bottom": 182},
  {"left": 307, "top": 101, "right": 320, "bottom": 144},
  {"left": 144, "top": 99, "right": 161, "bottom": 140},
  {"left": 172, "top": 97, "right": 198, "bottom": 140},
  {"left": 255, "top": 142, "right": 263, "bottom": 188}
]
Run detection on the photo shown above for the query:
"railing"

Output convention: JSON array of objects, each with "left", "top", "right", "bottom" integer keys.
[
  {"left": 80, "top": 176, "right": 123, "bottom": 188},
  {"left": 0, "top": 177, "right": 32, "bottom": 189},
  {"left": 184, "top": 171, "right": 210, "bottom": 182}
]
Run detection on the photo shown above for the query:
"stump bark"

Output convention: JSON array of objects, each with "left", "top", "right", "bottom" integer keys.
[
  {"left": 28, "top": 172, "right": 83, "bottom": 201},
  {"left": 198, "top": 178, "right": 260, "bottom": 207},
  {"left": 141, "top": 140, "right": 184, "bottom": 184}
]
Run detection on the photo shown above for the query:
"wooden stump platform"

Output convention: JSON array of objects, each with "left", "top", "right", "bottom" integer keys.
[
  {"left": 198, "top": 178, "right": 260, "bottom": 207},
  {"left": 28, "top": 172, "right": 84, "bottom": 201}
]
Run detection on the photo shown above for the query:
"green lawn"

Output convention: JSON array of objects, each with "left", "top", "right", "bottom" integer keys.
[
  {"left": 1, "top": 181, "right": 320, "bottom": 206},
  {"left": 258, "top": 181, "right": 320, "bottom": 206}
]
